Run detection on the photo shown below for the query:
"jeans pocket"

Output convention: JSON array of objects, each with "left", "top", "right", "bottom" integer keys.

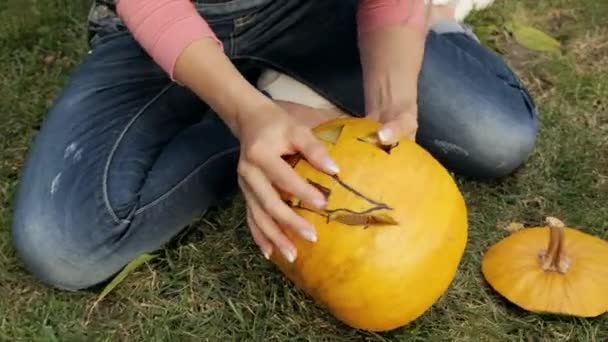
[
  {"left": 89, "top": 30, "right": 130, "bottom": 50},
  {"left": 520, "top": 86, "right": 539, "bottom": 118},
  {"left": 195, "top": 0, "right": 272, "bottom": 17}
]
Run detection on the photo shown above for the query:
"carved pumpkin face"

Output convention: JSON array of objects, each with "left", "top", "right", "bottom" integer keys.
[{"left": 271, "top": 117, "right": 469, "bottom": 332}]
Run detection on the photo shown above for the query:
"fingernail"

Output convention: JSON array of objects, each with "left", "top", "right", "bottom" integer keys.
[
  {"left": 283, "top": 248, "right": 297, "bottom": 263},
  {"left": 378, "top": 128, "right": 392, "bottom": 143},
  {"left": 313, "top": 197, "right": 326, "bottom": 209},
  {"left": 301, "top": 228, "right": 317, "bottom": 242},
  {"left": 261, "top": 248, "right": 271, "bottom": 260},
  {"left": 325, "top": 158, "right": 340, "bottom": 174}
]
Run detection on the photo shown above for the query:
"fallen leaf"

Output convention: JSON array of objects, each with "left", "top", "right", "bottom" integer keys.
[
  {"left": 507, "top": 20, "right": 561, "bottom": 54},
  {"left": 504, "top": 222, "right": 525, "bottom": 233}
]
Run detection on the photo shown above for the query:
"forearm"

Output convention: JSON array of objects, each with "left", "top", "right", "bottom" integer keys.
[
  {"left": 357, "top": 0, "right": 428, "bottom": 34},
  {"left": 117, "top": 0, "right": 270, "bottom": 136},
  {"left": 357, "top": 0, "right": 429, "bottom": 92},
  {"left": 173, "top": 39, "right": 272, "bottom": 136},
  {"left": 117, "top": 0, "right": 221, "bottom": 78},
  {"left": 358, "top": 25, "right": 426, "bottom": 87}
]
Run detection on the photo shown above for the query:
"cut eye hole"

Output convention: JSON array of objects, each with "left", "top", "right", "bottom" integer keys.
[
  {"left": 357, "top": 133, "right": 398, "bottom": 154},
  {"left": 284, "top": 154, "right": 303, "bottom": 168},
  {"left": 315, "top": 125, "right": 344, "bottom": 145},
  {"left": 330, "top": 212, "right": 398, "bottom": 226},
  {"left": 308, "top": 180, "right": 331, "bottom": 199}
]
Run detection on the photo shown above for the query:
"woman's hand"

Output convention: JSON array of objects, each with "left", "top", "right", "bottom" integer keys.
[
  {"left": 173, "top": 39, "right": 339, "bottom": 263},
  {"left": 358, "top": 24, "right": 427, "bottom": 145},
  {"left": 237, "top": 101, "right": 340, "bottom": 262}
]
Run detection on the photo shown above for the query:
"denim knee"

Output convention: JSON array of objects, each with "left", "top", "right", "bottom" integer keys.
[
  {"left": 11, "top": 181, "right": 125, "bottom": 291},
  {"left": 417, "top": 31, "right": 539, "bottom": 179},
  {"left": 473, "top": 111, "right": 537, "bottom": 178},
  {"left": 10, "top": 199, "right": 128, "bottom": 291},
  {"left": 12, "top": 222, "right": 104, "bottom": 291},
  {"left": 456, "top": 103, "right": 538, "bottom": 179}
]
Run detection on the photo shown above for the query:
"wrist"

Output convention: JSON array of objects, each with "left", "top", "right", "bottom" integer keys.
[
  {"left": 359, "top": 24, "right": 426, "bottom": 68},
  {"left": 359, "top": 25, "right": 425, "bottom": 92}
]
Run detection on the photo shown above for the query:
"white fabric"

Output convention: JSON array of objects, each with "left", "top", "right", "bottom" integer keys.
[
  {"left": 257, "top": 70, "right": 338, "bottom": 109},
  {"left": 425, "top": 0, "right": 496, "bottom": 21},
  {"left": 258, "top": 0, "right": 497, "bottom": 107}
]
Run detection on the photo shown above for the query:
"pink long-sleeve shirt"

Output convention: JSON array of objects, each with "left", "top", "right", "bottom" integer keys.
[{"left": 117, "top": 0, "right": 427, "bottom": 79}]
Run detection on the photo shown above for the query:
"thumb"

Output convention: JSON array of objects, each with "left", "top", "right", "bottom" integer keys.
[
  {"left": 377, "top": 121, "right": 404, "bottom": 146},
  {"left": 366, "top": 110, "right": 381, "bottom": 122},
  {"left": 377, "top": 114, "right": 418, "bottom": 145}
]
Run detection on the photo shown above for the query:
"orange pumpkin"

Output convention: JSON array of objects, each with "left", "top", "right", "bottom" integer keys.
[
  {"left": 482, "top": 217, "right": 608, "bottom": 317},
  {"left": 271, "top": 117, "right": 469, "bottom": 331}
]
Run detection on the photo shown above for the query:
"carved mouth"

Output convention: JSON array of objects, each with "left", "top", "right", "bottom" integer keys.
[
  {"left": 300, "top": 177, "right": 396, "bottom": 227},
  {"left": 284, "top": 123, "right": 399, "bottom": 227}
]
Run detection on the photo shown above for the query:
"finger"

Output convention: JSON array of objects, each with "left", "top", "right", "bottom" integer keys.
[
  {"left": 291, "top": 127, "right": 340, "bottom": 175},
  {"left": 378, "top": 114, "right": 418, "bottom": 145},
  {"left": 239, "top": 164, "right": 318, "bottom": 243},
  {"left": 241, "top": 180, "right": 299, "bottom": 263},
  {"left": 366, "top": 110, "right": 381, "bottom": 121},
  {"left": 256, "top": 152, "right": 328, "bottom": 209},
  {"left": 247, "top": 207, "right": 273, "bottom": 259}
]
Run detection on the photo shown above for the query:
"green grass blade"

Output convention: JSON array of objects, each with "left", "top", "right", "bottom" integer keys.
[
  {"left": 87, "top": 253, "right": 156, "bottom": 317},
  {"left": 97, "top": 253, "right": 155, "bottom": 301},
  {"left": 508, "top": 20, "right": 561, "bottom": 54}
]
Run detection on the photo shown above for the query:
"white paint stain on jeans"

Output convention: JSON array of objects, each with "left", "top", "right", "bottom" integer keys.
[
  {"left": 64, "top": 142, "right": 78, "bottom": 159},
  {"left": 73, "top": 148, "right": 84, "bottom": 162},
  {"left": 434, "top": 139, "right": 470, "bottom": 157},
  {"left": 64, "top": 142, "right": 84, "bottom": 163},
  {"left": 50, "top": 172, "right": 62, "bottom": 195}
]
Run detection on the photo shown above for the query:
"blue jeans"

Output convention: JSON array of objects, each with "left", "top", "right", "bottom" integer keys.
[{"left": 11, "top": 0, "right": 538, "bottom": 290}]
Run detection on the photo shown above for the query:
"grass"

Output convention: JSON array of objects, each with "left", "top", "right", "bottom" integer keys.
[{"left": 1, "top": 0, "right": 607, "bottom": 340}]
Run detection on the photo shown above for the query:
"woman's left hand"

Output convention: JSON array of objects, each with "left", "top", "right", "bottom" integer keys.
[
  {"left": 363, "top": 65, "right": 420, "bottom": 144},
  {"left": 358, "top": 24, "right": 427, "bottom": 145}
]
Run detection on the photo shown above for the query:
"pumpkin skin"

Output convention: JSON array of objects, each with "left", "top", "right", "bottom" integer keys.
[
  {"left": 481, "top": 217, "right": 608, "bottom": 317},
  {"left": 270, "top": 117, "right": 468, "bottom": 331}
]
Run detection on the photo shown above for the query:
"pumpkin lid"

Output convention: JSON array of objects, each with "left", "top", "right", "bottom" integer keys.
[{"left": 481, "top": 217, "right": 608, "bottom": 317}]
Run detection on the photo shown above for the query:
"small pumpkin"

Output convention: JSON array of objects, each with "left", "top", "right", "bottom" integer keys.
[
  {"left": 482, "top": 216, "right": 608, "bottom": 317},
  {"left": 270, "top": 117, "right": 469, "bottom": 332}
]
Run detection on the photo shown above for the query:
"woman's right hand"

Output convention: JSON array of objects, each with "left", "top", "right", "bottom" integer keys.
[
  {"left": 236, "top": 100, "right": 340, "bottom": 262},
  {"left": 172, "top": 38, "right": 339, "bottom": 262}
]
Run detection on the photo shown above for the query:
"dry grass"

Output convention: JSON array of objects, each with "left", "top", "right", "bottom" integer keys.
[{"left": 1, "top": 0, "right": 607, "bottom": 340}]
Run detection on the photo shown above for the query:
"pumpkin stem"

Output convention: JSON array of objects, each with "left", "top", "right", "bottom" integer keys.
[{"left": 539, "top": 217, "right": 572, "bottom": 273}]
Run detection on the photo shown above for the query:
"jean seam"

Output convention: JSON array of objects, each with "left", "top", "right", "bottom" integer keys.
[
  {"left": 102, "top": 83, "right": 175, "bottom": 224},
  {"left": 133, "top": 147, "right": 240, "bottom": 216},
  {"left": 440, "top": 32, "right": 523, "bottom": 86},
  {"left": 89, "top": 30, "right": 130, "bottom": 49},
  {"left": 194, "top": 0, "right": 271, "bottom": 13},
  {"left": 234, "top": 12, "right": 257, "bottom": 33},
  {"left": 436, "top": 32, "right": 537, "bottom": 115},
  {"left": 229, "top": 32, "right": 236, "bottom": 57},
  {"left": 436, "top": 32, "right": 500, "bottom": 78}
]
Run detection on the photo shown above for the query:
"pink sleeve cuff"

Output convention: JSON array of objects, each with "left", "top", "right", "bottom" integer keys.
[
  {"left": 117, "top": 0, "right": 222, "bottom": 79},
  {"left": 357, "top": 0, "right": 428, "bottom": 34}
]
